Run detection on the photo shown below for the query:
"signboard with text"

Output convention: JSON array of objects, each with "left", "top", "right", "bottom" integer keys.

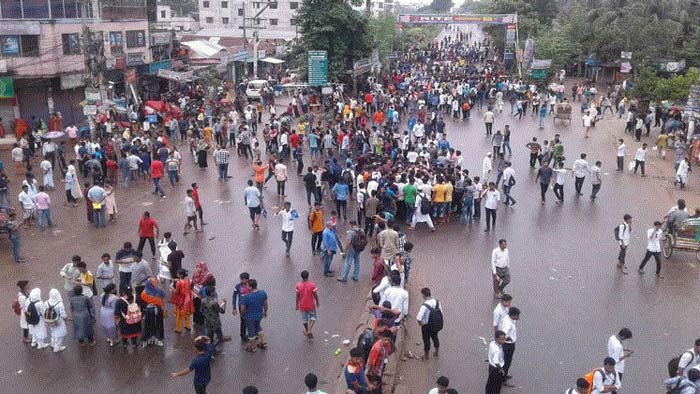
[
  {"left": 399, "top": 14, "right": 517, "bottom": 25},
  {"left": 308, "top": 50, "right": 327, "bottom": 87},
  {"left": 0, "top": 77, "right": 15, "bottom": 98}
]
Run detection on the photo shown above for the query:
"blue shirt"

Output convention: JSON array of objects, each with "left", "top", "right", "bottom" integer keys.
[
  {"left": 321, "top": 227, "right": 339, "bottom": 252},
  {"left": 240, "top": 290, "right": 267, "bottom": 321},
  {"left": 332, "top": 183, "right": 349, "bottom": 201},
  {"left": 189, "top": 344, "right": 214, "bottom": 386},
  {"left": 308, "top": 133, "right": 319, "bottom": 148},
  {"left": 244, "top": 186, "right": 261, "bottom": 208}
]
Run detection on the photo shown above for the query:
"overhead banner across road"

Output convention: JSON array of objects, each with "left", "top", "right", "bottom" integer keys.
[{"left": 399, "top": 14, "right": 517, "bottom": 25}]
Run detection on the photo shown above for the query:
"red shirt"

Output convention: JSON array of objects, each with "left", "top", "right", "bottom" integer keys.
[
  {"left": 367, "top": 340, "right": 390, "bottom": 376},
  {"left": 138, "top": 217, "right": 158, "bottom": 238},
  {"left": 295, "top": 281, "right": 317, "bottom": 312},
  {"left": 289, "top": 133, "right": 300, "bottom": 149},
  {"left": 364, "top": 93, "right": 373, "bottom": 104},
  {"left": 192, "top": 188, "right": 201, "bottom": 208},
  {"left": 150, "top": 160, "right": 164, "bottom": 179}
]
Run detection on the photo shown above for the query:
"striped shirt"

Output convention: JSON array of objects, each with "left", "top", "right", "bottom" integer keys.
[{"left": 214, "top": 149, "right": 230, "bottom": 165}]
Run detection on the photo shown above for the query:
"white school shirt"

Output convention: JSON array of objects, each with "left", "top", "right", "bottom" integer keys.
[
  {"left": 635, "top": 148, "right": 647, "bottom": 161},
  {"left": 607, "top": 335, "right": 625, "bottom": 373},
  {"left": 491, "top": 247, "right": 509, "bottom": 274},
  {"left": 493, "top": 303, "right": 509, "bottom": 328},
  {"left": 617, "top": 144, "right": 626, "bottom": 157},
  {"left": 498, "top": 315, "right": 517, "bottom": 343},
  {"left": 488, "top": 340, "right": 504, "bottom": 368},
  {"left": 646, "top": 228, "right": 662, "bottom": 252},
  {"left": 275, "top": 209, "right": 295, "bottom": 232}
]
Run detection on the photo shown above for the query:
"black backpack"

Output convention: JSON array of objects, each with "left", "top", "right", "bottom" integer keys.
[
  {"left": 423, "top": 300, "right": 444, "bottom": 332},
  {"left": 356, "top": 328, "right": 377, "bottom": 362},
  {"left": 25, "top": 301, "right": 40, "bottom": 325},
  {"left": 420, "top": 194, "right": 432, "bottom": 215},
  {"left": 668, "top": 350, "right": 695, "bottom": 378},
  {"left": 351, "top": 231, "right": 368, "bottom": 253}
]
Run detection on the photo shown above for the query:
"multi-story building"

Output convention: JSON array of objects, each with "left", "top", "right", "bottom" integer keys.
[
  {"left": 198, "top": 0, "right": 301, "bottom": 41},
  {"left": 0, "top": 0, "right": 152, "bottom": 130},
  {"left": 152, "top": 4, "right": 200, "bottom": 32},
  {"left": 365, "top": 0, "right": 395, "bottom": 16}
]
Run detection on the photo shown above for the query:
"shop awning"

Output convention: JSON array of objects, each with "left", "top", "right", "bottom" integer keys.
[
  {"left": 181, "top": 40, "right": 225, "bottom": 58},
  {"left": 261, "top": 57, "right": 285, "bottom": 64}
]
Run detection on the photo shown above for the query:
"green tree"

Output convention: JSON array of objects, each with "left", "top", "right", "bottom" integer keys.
[
  {"left": 429, "top": 0, "right": 454, "bottom": 12},
  {"left": 370, "top": 14, "right": 398, "bottom": 60},
  {"left": 291, "top": 0, "right": 373, "bottom": 81}
]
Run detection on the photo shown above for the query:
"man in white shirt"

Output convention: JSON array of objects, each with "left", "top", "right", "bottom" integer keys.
[
  {"left": 274, "top": 201, "right": 295, "bottom": 257},
  {"left": 484, "top": 109, "right": 495, "bottom": 135},
  {"left": 638, "top": 221, "right": 664, "bottom": 277},
  {"left": 491, "top": 239, "right": 510, "bottom": 296},
  {"left": 485, "top": 330, "right": 507, "bottom": 394},
  {"left": 607, "top": 328, "right": 633, "bottom": 381},
  {"left": 407, "top": 149, "right": 419, "bottom": 164},
  {"left": 381, "top": 273, "right": 408, "bottom": 324},
  {"left": 591, "top": 357, "right": 622, "bottom": 394},
  {"left": 572, "top": 153, "right": 590, "bottom": 195},
  {"left": 482, "top": 182, "right": 500, "bottom": 232},
  {"left": 497, "top": 307, "right": 520, "bottom": 382},
  {"left": 633, "top": 143, "right": 648, "bottom": 176},
  {"left": 564, "top": 378, "right": 591, "bottom": 394},
  {"left": 616, "top": 139, "right": 626, "bottom": 171},
  {"left": 589, "top": 161, "right": 602, "bottom": 200},
  {"left": 416, "top": 287, "right": 441, "bottom": 360},
  {"left": 412, "top": 121, "right": 425, "bottom": 141},
  {"left": 502, "top": 162, "right": 516, "bottom": 207},
  {"left": 676, "top": 339, "right": 700, "bottom": 377},
  {"left": 482, "top": 152, "right": 493, "bottom": 181},
  {"left": 18, "top": 185, "right": 35, "bottom": 225},
  {"left": 493, "top": 293, "right": 512, "bottom": 331},
  {"left": 617, "top": 214, "right": 632, "bottom": 273},
  {"left": 274, "top": 161, "right": 288, "bottom": 197}
]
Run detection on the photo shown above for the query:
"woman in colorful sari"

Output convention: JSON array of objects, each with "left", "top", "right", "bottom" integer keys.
[
  {"left": 171, "top": 269, "right": 194, "bottom": 334},
  {"left": 140, "top": 277, "right": 165, "bottom": 347}
]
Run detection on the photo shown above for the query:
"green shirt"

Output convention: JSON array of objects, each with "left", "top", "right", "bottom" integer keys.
[
  {"left": 404, "top": 184, "right": 417, "bottom": 206},
  {"left": 553, "top": 143, "right": 564, "bottom": 158}
]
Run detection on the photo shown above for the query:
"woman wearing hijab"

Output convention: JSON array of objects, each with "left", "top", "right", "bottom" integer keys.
[
  {"left": 16, "top": 280, "right": 30, "bottom": 343},
  {"left": 69, "top": 285, "right": 96, "bottom": 346},
  {"left": 114, "top": 286, "right": 142, "bottom": 350},
  {"left": 26, "top": 288, "right": 48, "bottom": 349},
  {"left": 100, "top": 284, "right": 119, "bottom": 346},
  {"left": 67, "top": 164, "right": 82, "bottom": 201},
  {"left": 45, "top": 289, "right": 67, "bottom": 352},
  {"left": 191, "top": 261, "right": 214, "bottom": 326},
  {"left": 140, "top": 277, "right": 165, "bottom": 347},
  {"left": 171, "top": 269, "right": 194, "bottom": 334}
]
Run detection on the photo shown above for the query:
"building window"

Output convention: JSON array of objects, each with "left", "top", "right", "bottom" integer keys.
[
  {"left": 160, "top": 10, "right": 166, "bottom": 18},
  {"left": 125, "top": 30, "right": 146, "bottom": 48},
  {"left": 269, "top": 18, "right": 278, "bottom": 26},
  {"left": 203, "top": 0, "right": 210, "bottom": 8},
  {"left": 269, "top": 1, "right": 277, "bottom": 9},
  {"left": 62, "top": 33, "right": 81, "bottom": 55},
  {"left": 222, "top": 17, "right": 229, "bottom": 24},
  {"left": 289, "top": 2, "right": 299, "bottom": 9},
  {"left": 237, "top": 8, "right": 244, "bottom": 16},
  {"left": 377, "top": 2, "right": 383, "bottom": 8},
  {"left": 206, "top": 17, "right": 213, "bottom": 24},
  {"left": 221, "top": 1, "right": 228, "bottom": 8},
  {"left": 290, "top": 18, "right": 296, "bottom": 26},
  {"left": 253, "top": 2, "right": 260, "bottom": 8},
  {"left": 0, "top": 35, "right": 39, "bottom": 57}
]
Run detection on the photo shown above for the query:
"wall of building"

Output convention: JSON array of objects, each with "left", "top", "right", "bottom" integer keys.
[{"left": 198, "top": 0, "right": 300, "bottom": 40}]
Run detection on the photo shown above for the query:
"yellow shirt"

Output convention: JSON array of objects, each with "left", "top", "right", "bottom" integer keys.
[
  {"left": 432, "top": 183, "right": 447, "bottom": 203},
  {"left": 444, "top": 182, "right": 454, "bottom": 203}
]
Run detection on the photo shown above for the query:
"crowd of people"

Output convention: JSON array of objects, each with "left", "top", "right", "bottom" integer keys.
[{"left": 4, "top": 21, "right": 700, "bottom": 394}]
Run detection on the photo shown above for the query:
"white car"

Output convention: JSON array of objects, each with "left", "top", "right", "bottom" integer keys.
[{"left": 246, "top": 80, "right": 270, "bottom": 100}]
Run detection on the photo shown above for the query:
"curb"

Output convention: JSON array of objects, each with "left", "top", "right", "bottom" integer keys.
[{"left": 330, "top": 290, "right": 407, "bottom": 394}]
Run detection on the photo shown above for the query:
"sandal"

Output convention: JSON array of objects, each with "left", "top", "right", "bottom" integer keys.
[
  {"left": 245, "top": 346, "right": 258, "bottom": 353},
  {"left": 257, "top": 342, "right": 268, "bottom": 350}
]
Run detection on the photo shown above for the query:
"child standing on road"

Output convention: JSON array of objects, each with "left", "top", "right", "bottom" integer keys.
[{"left": 171, "top": 336, "right": 215, "bottom": 394}]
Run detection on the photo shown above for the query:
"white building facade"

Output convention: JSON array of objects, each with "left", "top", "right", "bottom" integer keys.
[{"left": 198, "top": 0, "right": 301, "bottom": 40}]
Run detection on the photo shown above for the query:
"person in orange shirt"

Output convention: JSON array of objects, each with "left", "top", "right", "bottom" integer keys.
[
  {"left": 252, "top": 160, "right": 268, "bottom": 191},
  {"left": 373, "top": 110, "right": 384, "bottom": 126},
  {"left": 308, "top": 202, "right": 324, "bottom": 255}
]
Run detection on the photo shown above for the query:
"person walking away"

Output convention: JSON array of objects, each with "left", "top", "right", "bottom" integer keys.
[
  {"left": 114, "top": 287, "right": 142, "bottom": 349},
  {"left": 192, "top": 183, "right": 206, "bottom": 225},
  {"left": 45, "top": 288, "right": 67, "bottom": 352},
  {"left": 240, "top": 279, "right": 268, "bottom": 352},
  {"left": 100, "top": 284, "right": 119, "bottom": 346},
  {"left": 26, "top": 288, "right": 49, "bottom": 349},
  {"left": 638, "top": 221, "right": 664, "bottom": 278},
  {"left": 184, "top": 189, "right": 200, "bottom": 235},
  {"left": 535, "top": 161, "right": 553, "bottom": 204},
  {"left": 502, "top": 162, "right": 516, "bottom": 207},
  {"left": 141, "top": 277, "right": 166, "bottom": 347},
  {"left": 491, "top": 239, "right": 511, "bottom": 297},
  {"left": 170, "top": 336, "right": 215, "bottom": 394},
  {"left": 608, "top": 328, "right": 633, "bottom": 381},
  {"left": 69, "top": 285, "right": 95, "bottom": 346},
  {"left": 87, "top": 183, "right": 107, "bottom": 228},
  {"left": 150, "top": 158, "right": 166, "bottom": 198},
  {"left": 7, "top": 212, "right": 24, "bottom": 262},
  {"left": 497, "top": 307, "right": 520, "bottom": 384},
  {"left": 482, "top": 182, "right": 500, "bottom": 232},
  {"left": 484, "top": 108, "right": 495, "bottom": 135},
  {"left": 213, "top": 145, "right": 230, "bottom": 182},
  {"left": 675, "top": 157, "right": 690, "bottom": 189},
  {"left": 308, "top": 202, "right": 324, "bottom": 255},
  {"left": 137, "top": 211, "right": 159, "bottom": 258},
  {"left": 274, "top": 201, "right": 296, "bottom": 257},
  {"left": 172, "top": 269, "right": 194, "bottom": 334},
  {"left": 590, "top": 161, "right": 602, "bottom": 200},
  {"left": 572, "top": 154, "right": 590, "bottom": 196},
  {"left": 295, "top": 270, "right": 319, "bottom": 338},
  {"left": 274, "top": 160, "right": 288, "bottom": 197},
  {"left": 616, "top": 214, "right": 632, "bottom": 274},
  {"left": 417, "top": 287, "right": 442, "bottom": 361},
  {"left": 633, "top": 143, "right": 648, "bottom": 176},
  {"left": 616, "top": 139, "right": 626, "bottom": 171},
  {"left": 232, "top": 272, "right": 251, "bottom": 343},
  {"left": 339, "top": 221, "right": 366, "bottom": 282},
  {"left": 525, "top": 138, "right": 541, "bottom": 168},
  {"left": 485, "top": 331, "right": 507, "bottom": 394},
  {"left": 244, "top": 180, "right": 262, "bottom": 232}
]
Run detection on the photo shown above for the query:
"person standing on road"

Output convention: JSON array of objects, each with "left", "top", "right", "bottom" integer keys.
[
  {"left": 170, "top": 335, "right": 215, "bottom": 394},
  {"left": 616, "top": 214, "right": 632, "bottom": 274},
  {"left": 137, "top": 211, "right": 159, "bottom": 258},
  {"left": 244, "top": 180, "right": 262, "bottom": 232},
  {"left": 150, "top": 158, "right": 166, "bottom": 198},
  {"left": 274, "top": 160, "right": 288, "bottom": 197},
  {"left": 497, "top": 307, "right": 520, "bottom": 385},
  {"left": 321, "top": 221, "right": 340, "bottom": 277},
  {"left": 308, "top": 202, "right": 324, "bottom": 255},
  {"left": 485, "top": 330, "right": 507, "bottom": 394},
  {"left": 274, "top": 201, "right": 295, "bottom": 258},
  {"left": 87, "top": 183, "right": 106, "bottom": 228},
  {"left": 192, "top": 183, "right": 206, "bottom": 225},
  {"left": 295, "top": 270, "right": 319, "bottom": 339},
  {"left": 616, "top": 139, "right": 626, "bottom": 172},
  {"left": 590, "top": 161, "right": 602, "bottom": 200},
  {"left": 633, "top": 143, "right": 648, "bottom": 177},
  {"left": 484, "top": 108, "right": 495, "bottom": 135},
  {"left": 417, "top": 287, "right": 441, "bottom": 361},
  {"left": 339, "top": 221, "right": 366, "bottom": 282},
  {"left": 525, "top": 137, "right": 541, "bottom": 168},
  {"left": 608, "top": 328, "right": 633, "bottom": 381},
  {"left": 482, "top": 182, "right": 500, "bottom": 232},
  {"left": 482, "top": 152, "right": 493, "bottom": 182},
  {"left": 232, "top": 272, "right": 250, "bottom": 343},
  {"left": 493, "top": 293, "right": 512, "bottom": 332},
  {"left": 213, "top": 145, "right": 230, "bottom": 182},
  {"left": 184, "top": 189, "right": 201, "bottom": 235},
  {"left": 502, "top": 162, "right": 516, "bottom": 207},
  {"left": 240, "top": 279, "right": 268, "bottom": 353},
  {"left": 638, "top": 221, "right": 664, "bottom": 278},
  {"left": 572, "top": 153, "right": 590, "bottom": 196},
  {"left": 491, "top": 239, "right": 511, "bottom": 297}
]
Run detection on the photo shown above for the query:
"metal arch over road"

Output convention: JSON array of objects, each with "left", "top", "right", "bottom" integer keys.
[{"left": 398, "top": 14, "right": 518, "bottom": 25}]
